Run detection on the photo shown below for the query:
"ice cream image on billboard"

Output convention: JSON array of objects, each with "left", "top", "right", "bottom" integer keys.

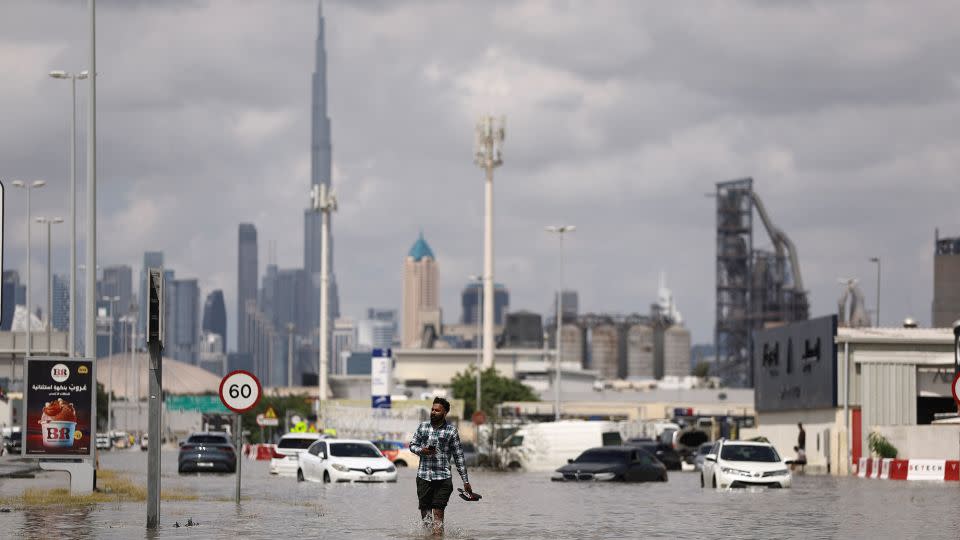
[{"left": 40, "top": 398, "right": 78, "bottom": 448}]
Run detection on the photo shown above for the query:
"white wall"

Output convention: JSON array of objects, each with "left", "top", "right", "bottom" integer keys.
[
  {"left": 745, "top": 408, "right": 845, "bottom": 474},
  {"left": 874, "top": 425, "right": 960, "bottom": 460}
]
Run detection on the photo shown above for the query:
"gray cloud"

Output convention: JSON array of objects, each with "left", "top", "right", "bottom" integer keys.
[{"left": 1, "top": 0, "right": 958, "bottom": 352}]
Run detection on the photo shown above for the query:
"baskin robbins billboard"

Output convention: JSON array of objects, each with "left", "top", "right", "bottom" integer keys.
[{"left": 23, "top": 357, "right": 95, "bottom": 457}]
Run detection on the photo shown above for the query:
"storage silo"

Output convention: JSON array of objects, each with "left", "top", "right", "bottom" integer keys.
[
  {"left": 626, "top": 324, "right": 655, "bottom": 378},
  {"left": 590, "top": 324, "right": 619, "bottom": 379},
  {"left": 663, "top": 325, "right": 692, "bottom": 378},
  {"left": 560, "top": 323, "right": 585, "bottom": 368}
]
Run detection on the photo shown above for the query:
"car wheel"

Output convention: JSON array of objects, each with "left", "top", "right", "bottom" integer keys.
[
  {"left": 700, "top": 474, "right": 704, "bottom": 488},
  {"left": 178, "top": 466, "right": 185, "bottom": 474},
  {"left": 712, "top": 474, "right": 718, "bottom": 489},
  {"left": 323, "top": 471, "right": 331, "bottom": 484},
  {"left": 297, "top": 469, "right": 305, "bottom": 482},
  {"left": 394, "top": 460, "right": 407, "bottom": 467},
  {"left": 508, "top": 462, "right": 522, "bottom": 471}
]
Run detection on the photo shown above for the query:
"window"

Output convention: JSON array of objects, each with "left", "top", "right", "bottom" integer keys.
[
  {"left": 330, "top": 442, "right": 381, "bottom": 458},
  {"left": 574, "top": 450, "right": 629, "bottom": 464},
  {"left": 502, "top": 434, "right": 523, "bottom": 448},
  {"left": 308, "top": 442, "right": 325, "bottom": 456},
  {"left": 602, "top": 432, "right": 623, "bottom": 446},
  {"left": 188, "top": 435, "right": 230, "bottom": 445},
  {"left": 279, "top": 437, "right": 318, "bottom": 450},
  {"left": 720, "top": 444, "right": 781, "bottom": 462}
]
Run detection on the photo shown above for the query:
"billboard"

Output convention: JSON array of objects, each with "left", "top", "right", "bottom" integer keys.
[
  {"left": 371, "top": 348, "right": 392, "bottom": 409},
  {"left": 23, "top": 357, "right": 95, "bottom": 457},
  {"left": 753, "top": 315, "right": 837, "bottom": 412}
]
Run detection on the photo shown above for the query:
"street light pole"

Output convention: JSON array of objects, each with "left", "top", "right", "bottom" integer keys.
[
  {"left": 474, "top": 115, "right": 505, "bottom": 370},
  {"left": 49, "top": 70, "right": 88, "bottom": 356},
  {"left": 310, "top": 183, "right": 337, "bottom": 406},
  {"left": 85, "top": 0, "right": 98, "bottom": 366},
  {"left": 103, "top": 295, "right": 120, "bottom": 432},
  {"left": 869, "top": 257, "right": 880, "bottom": 327},
  {"left": 469, "top": 274, "right": 482, "bottom": 413},
  {"left": 37, "top": 217, "right": 64, "bottom": 354},
  {"left": 546, "top": 225, "right": 575, "bottom": 421},
  {"left": 12, "top": 180, "right": 46, "bottom": 359}
]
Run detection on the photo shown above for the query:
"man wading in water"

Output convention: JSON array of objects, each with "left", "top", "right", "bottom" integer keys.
[{"left": 409, "top": 397, "right": 473, "bottom": 536}]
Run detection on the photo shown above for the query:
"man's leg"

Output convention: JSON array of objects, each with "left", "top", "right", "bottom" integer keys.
[
  {"left": 432, "top": 508, "right": 444, "bottom": 536},
  {"left": 417, "top": 478, "right": 432, "bottom": 527}
]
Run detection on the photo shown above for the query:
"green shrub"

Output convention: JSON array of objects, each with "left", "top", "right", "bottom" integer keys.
[{"left": 868, "top": 432, "right": 898, "bottom": 459}]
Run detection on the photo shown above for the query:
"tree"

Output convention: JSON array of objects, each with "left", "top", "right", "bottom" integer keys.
[
  {"left": 693, "top": 361, "right": 711, "bottom": 379},
  {"left": 451, "top": 366, "right": 539, "bottom": 418}
]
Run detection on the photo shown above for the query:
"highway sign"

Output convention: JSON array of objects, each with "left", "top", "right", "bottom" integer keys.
[
  {"left": 165, "top": 395, "right": 229, "bottom": 413},
  {"left": 219, "top": 370, "right": 262, "bottom": 414},
  {"left": 952, "top": 372, "right": 960, "bottom": 409}
]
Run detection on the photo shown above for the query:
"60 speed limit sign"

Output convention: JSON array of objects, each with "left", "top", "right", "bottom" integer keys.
[{"left": 219, "top": 370, "right": 262, "bottom": 413}]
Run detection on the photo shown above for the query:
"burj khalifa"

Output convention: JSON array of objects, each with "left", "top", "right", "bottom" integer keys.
[{"left": 305, "top": 1, "right": 340, "bottom": 339}]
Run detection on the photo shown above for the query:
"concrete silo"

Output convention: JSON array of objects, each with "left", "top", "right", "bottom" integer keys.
[
  {"left": 626, "top": 323, "right": 655, "bottom": 379},
  {"left": 560, "top": 323, "right": 585, "bottom": 368},
  {"left": 590, "top": 324, "right": 619, "bottom": 380},
  {"left": 663, "top": 325, "right": 692, "bottom": 378}
]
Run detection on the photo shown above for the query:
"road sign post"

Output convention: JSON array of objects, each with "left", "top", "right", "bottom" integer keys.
[
  {"left": 146, "top": 269, "right": 164, "bottom": 530},
  {"left": 219, "top": 370, "right": 262, "bottom": 504}
]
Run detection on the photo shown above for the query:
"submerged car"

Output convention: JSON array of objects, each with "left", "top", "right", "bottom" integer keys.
[
  {"left": 692, "top": 442, "right": 713, "bottom": 471},
  {"left": 178, "top": 432, "right": 237, "bottom": 473},
  {"left": 297, "top": 439, "right": 397, "bottom": 483},
  {"left": 625, "top": 438, "right": 682, "bottom": 471},
  {"left": 701, "top": 440, "right": 791, "bottom": 489},
  {"left": 271, "top": 433, "right": 323, "bottom": 476},
  {"left": 552, "top": 446, "right": 667, "bottom": 483}
]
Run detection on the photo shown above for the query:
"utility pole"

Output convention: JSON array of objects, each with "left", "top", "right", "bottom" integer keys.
[
  {"left": 469, "top": 274, "right": 482, "bottom": 412},
  {"left": 310, "top": 184, "right": 337, "bottom": 409},
  {"left": 473, "top": 115, "right": 505, "bottom": 369},
  {"left": 103, "top": 296, "right": 119, "bottom": 431},
  {"left": 546, "top": 225, "right": 575, "bottom": 421},
  {"left": 37, "top": 217, "right": 63, "bottom": 354},
  {"left": 287, "top": 322, "right": 295, "bottom": 387}
]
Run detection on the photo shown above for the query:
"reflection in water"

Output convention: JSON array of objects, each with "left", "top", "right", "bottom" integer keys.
[{"left": 1, "top": 450, "right": 959, "bottom": 539}]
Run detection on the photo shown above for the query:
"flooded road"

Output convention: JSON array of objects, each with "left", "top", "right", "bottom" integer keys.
[{"left": 1, "top": 450, "right": 958, "bottom": 539}]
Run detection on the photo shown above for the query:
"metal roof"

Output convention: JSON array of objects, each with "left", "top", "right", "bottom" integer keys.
[{"left": 835, "top": 326, "right": 956, "bottom": 345}]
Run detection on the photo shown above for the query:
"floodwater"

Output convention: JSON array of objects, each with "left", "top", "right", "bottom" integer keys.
[{"left": 1, "top": 450, "right": 959, "bottom": 539}]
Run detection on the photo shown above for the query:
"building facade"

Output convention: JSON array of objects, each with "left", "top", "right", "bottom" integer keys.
[
  {"left": 170, "top": 279, "right": 200, "bottom": 365},
  {"left": 933, "top": 232, "right": 960, "bottom": 327},
  {"left": 462, "top": 282, "right": 509, "bottom": 325},
  {"left": 202, "top": 290, "right": 227, "bottom": 352},
  {"left": 238, "top": 223, "right": 258, "bottom": 354},
  {"left": 402, "top": 233, "right": 439, "bottom": 348}
]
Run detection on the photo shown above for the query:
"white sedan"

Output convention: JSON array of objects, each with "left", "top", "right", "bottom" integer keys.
[
  {"left": 701, "top": 440, "right": 792, "bottom": 489},
  {"left": 270, "top": 433, "right": 323, "bottom": 476},
  {"left": 297, "top": 439, "right": 398, "bottom": 484}
]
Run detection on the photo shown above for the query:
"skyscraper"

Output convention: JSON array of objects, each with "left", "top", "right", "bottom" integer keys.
[
  {"left": 238, "top": 224, "right": 258, "bottom": 354},
  {"left": 933, "top": 231, "right": 960, "bottom": 327},
  {"left": 462, "top": 282, "right": 509, "bottom": 325},
  {"left": 52, "top": 274, "right": 69, "bottom": 332},
  {"left": 102, "top": 265, "right": 133, "bottom": 353},
  {"left": 170, "top": 279, "right": 200, "bottom": 364},
  {"left": 1, "top": 271, "right": 26, "bottom": 331},
  {"left": 305, "top": 1, "right": 340, "bottom": 337},
  {"left": 402, "top": 233, "right": 439, "bottom": 348},
  {"left": 202, "top": 290, "right": 227, "bottom": 353}
]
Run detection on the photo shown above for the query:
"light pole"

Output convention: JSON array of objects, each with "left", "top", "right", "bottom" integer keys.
[
  {"left": 11, "top": 180, "right": 46, "bottom": 358},
  {"left": 287, "top": 322, "right": 295, "bottom": 387},
  {"left": 103, "top": 295, "right": 120, "bottom": 432},
  {"left": 310, "top": 183, "right": 337, "bottom": 406},
  {"left": 36, "top": 217, "right": 64, "bottom": 354},
  {"left": 869, "top": 257, "right": 880, "bottom": 326},
  {"left": 85, "top": 0, "right": 99, "bottom": 371},
  {"left": 546, "top": 225, "right": 575, "bottom": 421},
  {"left": 468, "top": 274, "right": 482, "bottom": 413},
  {"left": 473, "top": 115, "right": 505, "bottom": 370},
  {"left": 49, "top": 70, "right": 88, "bottom": 356}
]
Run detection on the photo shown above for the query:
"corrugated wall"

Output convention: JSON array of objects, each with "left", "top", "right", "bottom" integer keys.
[{"left": 861, "top": 362, "right": 916, "bottom": 454}]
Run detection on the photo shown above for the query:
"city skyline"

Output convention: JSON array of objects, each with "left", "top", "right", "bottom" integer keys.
[{"left": 1, "top": 1, "right": 959, "bottom": 349}]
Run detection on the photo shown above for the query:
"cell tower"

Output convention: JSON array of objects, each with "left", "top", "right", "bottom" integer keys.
[{"left": 715, "top": 178, "right": 809, "bottom": 387}]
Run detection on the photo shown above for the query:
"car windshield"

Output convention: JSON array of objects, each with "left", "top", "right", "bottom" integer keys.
[
  {"left": 330, "top": 442, "right": 381, "bottom": 458},
  {"left": 278, "top": 437, "right": 317, "bottom": 449},
  {"left": 574, "top": 450, "right": 628, "bottom": 464},
  {"left": 188, "top": 435, "right": 230, "bottom": 445},
  {"left": 720, "top": 444, "right": 781, "bottom": 462}
]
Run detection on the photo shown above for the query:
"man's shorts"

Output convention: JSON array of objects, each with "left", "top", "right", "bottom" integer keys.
[{"left": 416, "top": 477, "right": 454, "bottom": 510}]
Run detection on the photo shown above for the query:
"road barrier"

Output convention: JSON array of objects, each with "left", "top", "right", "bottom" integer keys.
[{"left": 856, "top": 458, "right": 960, "bottom": 481}]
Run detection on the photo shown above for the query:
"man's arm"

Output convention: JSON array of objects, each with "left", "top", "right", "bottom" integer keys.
[
  {"left": 450, "top": 427, "right": 470, "bottom": 486},
  {"left": 409, "top": 424, "right": 426, "bottom": 456}
]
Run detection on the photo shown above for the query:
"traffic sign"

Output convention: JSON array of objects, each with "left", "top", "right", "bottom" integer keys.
[
  {"left": 219, "top": 370, "right": 262, "bottom": 414},
  {"left": 471, "top": 410, "right": 487, "bottom": 426},
  {"left": 264, "top": 406, "right": 278, "bottom": 419},
  {"left": 256, "top": 413, "right": 279, "bottom": 427},
  {"left": 952, "top": 372, "right": 960, "bottom": 409}
]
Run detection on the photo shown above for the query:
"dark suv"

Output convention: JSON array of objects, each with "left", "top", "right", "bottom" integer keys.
[
  {"left": 624, "top": 438, "right": 682, "bottom": 471},
  {"left": 178, "top": 432, "right": 236, "bottom": 473}
]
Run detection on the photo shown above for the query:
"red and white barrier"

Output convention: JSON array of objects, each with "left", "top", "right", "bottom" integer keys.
[
  {"left": 856, "top": 458, "right": 960, "bottom": 481},
  {"left": 240, "top": 443, "right": 277, "bottom": 460}
]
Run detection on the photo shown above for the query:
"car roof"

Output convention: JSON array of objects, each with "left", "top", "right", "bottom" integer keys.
[
  {"left": 581, "top": 446, "right": 641, "bottom": 454},
  {"left": 720, "top": 440, "right": 773, "bottom": 447},
  {"left": 326, "top": 439, "right": 378, "bottom": 445},
  {"left": 188, "top": 431, "right": 230, "bottom": 437},
  {"left": 280, "top": 433, "right": 321, "bottom": 439}
]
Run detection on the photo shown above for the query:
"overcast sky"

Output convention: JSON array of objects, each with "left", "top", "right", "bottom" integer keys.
[{"left": 2, "top": 0, "right": 959, "bottom": 350}]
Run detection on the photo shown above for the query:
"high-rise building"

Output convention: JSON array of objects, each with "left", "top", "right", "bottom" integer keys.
[
  {"left": 198, "top": 332, "right": 227, "bottom": 377},
  {"left": 101, "top": 265, "right": 133, "bottom": 353},
  {"left": 261, "top": 267, "right": 311, "bottom": 336},
  {"left": 933, "top": 231, "right": 960, "bottom": 327},
  {"left": 553, "top": 290, "right": 579, "bottom": 322},
  {"left": 332, "top": 317, "right": 356, "bottom": 375},
  {"left": 202, "top": 290, "right": 227, "bottom": 352},
  {"left": 52, "top": 274, "right": 69, "bottom": 332},
  {"left": 238, "top": 224, "right": 258, "bottom": 354},
  {"left": 462, "top": 282, "right": 509, "bottom": 325},
  {"left": 1, "top": 271, "right": 26, "bottom": 331},
  {"left": 304, "top": 1, "right": 340, "bottom": 339},
  {"left": 356, "top": 318, "right": 394, "bottom": 351},
  {"left": 402, "top": 233, "right": 439, "bottom": 348},
  {"left": 170, "top": 279, "right": 200, "bottom": 364},
  {"left": 367, "top": 308, "right": 398, "bottom": 345}
]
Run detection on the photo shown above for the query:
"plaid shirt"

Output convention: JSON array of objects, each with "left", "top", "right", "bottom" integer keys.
[{"left": 409, "top": 421, "right": 469, "bottom": 483}]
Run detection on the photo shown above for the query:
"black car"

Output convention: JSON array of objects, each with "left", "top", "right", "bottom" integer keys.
[
  {"left": 625, "top": 438, "right": 683, "bottom": 471},
  {"left": 178, "top": 432, "right": 237, "bottom": 473},
  {"left": 552, "top": 446, "right": 667, "bottom": 483}
]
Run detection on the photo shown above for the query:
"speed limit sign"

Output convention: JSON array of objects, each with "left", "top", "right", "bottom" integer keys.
[{"left": 219, "top": 370, "right": 262, "bottom": 413}]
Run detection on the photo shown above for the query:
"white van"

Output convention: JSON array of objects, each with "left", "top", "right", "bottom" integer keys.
[{"left": 498, "top": 421, "right": 623, "bottom": 472}]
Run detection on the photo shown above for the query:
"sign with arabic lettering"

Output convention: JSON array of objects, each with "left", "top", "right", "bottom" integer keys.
[
  {"left": 753, "top": 315, "right": 838, "bottom": 412},
  {"left": 23, "top": 357, "right": 95, "bottom": 457}
]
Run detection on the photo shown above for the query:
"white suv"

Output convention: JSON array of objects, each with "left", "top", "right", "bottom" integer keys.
[
  {"left": 701, "top": 440, "right": 792, "bottom": 489},
  {"left": 270, "top": 433, "right": 322, "bottom": 476}
]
